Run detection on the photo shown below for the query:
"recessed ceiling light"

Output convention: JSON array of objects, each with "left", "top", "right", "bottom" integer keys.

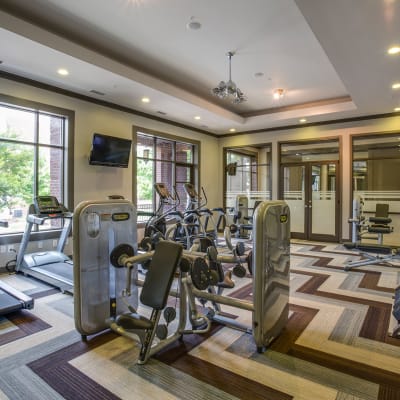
[
  {"left": 392, "top": 83, "right": 400, "bottom": 89},
  {"left": 141, "top": 97, "right": 150, "bottom": 103},
  {"left": 273, "top": 88, "right": 285, "bottom": 99},
  {"left": 388, "top": 46, "right": 400, "bottom": 55},
  {"left": 229, "top": 128, "right": 236, "bottom": 132},
  {"left": 194, "top": 116, "right": 201, "bottom": 120},
  {"left": 395, "top": 107, "right": 400, "bottom": 112},
  {"left": 57, "top": 68, "right": 69, "bottom": 76},
  {"left": 299, "top": 118, "right": 307, "bottom": 123}
]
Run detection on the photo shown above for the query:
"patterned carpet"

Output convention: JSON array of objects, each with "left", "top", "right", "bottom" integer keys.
[{"left": 0, "top": 241, "right": 399, "bottom": 400}]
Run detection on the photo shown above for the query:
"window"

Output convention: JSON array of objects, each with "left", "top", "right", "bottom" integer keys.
[
  {"left": 0, "top": 95, "right": 74, "bottom": 241},
  {"left": 224, "top": 146, "right": 271, "bottom": 212},
  {"left": 135, "top": 129, "right": 199, "bottom": 221},
  {"left": 352, "top": 133, "right": 400, "bottom": 245}
]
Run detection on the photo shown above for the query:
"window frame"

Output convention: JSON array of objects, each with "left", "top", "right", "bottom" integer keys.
[
  {"left": 133, "top": 126, "right": 200, "bottom": 224},
  {"left": 0, "top": 94, "right": 74, "bottom": 245}
]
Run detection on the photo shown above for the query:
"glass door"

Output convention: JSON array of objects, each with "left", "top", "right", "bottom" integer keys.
[
  {"left": 309, "top": 162, "right": 338, "bottom": 241},
  {"left": 280, "top": 161, "right": 339, "bottom": 241}
]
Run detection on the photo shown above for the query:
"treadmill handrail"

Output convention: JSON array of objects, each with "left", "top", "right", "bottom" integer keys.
[{"left": 0, "top": 280, "right": 34, "bottom": 309}]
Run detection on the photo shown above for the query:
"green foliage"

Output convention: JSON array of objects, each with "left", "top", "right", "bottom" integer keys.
[
  {"left": 0, "top": 129, "right": 51, "bottom": 212},
  {"left": 137, "top": 159, "right": 153, "bottom": 201}
]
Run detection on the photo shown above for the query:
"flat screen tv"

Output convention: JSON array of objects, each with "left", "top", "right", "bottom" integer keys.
[{"left": 88, "top": 133, "right": 132, "bottom": 168}]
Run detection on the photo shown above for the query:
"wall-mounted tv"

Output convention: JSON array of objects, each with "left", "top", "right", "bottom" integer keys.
[{"left": 88, "top": 133, "right": 132, "bottom": 168}]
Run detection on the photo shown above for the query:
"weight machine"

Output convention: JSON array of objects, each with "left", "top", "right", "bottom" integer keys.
[
  {"left": 73, "top": 199, "right": 290, "bottom": 363},
  {"left": 344, "top": 196, "right": 398, "bottom": 270}
]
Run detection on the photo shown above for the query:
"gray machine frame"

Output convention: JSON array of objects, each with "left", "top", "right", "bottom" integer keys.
[
  {"left": 73, "top": 199, "right": 138, "bottom": 336},
  {"left": 186, "top": 200, "right": 290, "bottom": 351},
  {"left": 16, "top": 204, "right": 73, "bottom": 293}
]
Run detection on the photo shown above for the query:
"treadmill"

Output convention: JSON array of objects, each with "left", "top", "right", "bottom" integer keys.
[
  {"left": 16, "top": 196, "right": 74, "bottom": 294},
  {"left": 0, "top": 279, "right": 34, "bottom": 315}
]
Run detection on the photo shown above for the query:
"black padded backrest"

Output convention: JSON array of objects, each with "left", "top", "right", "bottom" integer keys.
[
  {"left": 375, "top": 203, "right": 389, "bottom": 218},
  {"left": 140, "top": 241, "right": 183, "bottom": 310}
]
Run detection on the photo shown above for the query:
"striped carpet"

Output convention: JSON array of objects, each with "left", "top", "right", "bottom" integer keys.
[{"left": 0, "top": 241, "right": 399, "bottom": 400}]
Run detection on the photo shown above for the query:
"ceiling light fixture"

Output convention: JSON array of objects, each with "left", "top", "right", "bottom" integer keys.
[
  {"left": 388, "top": 46, "right": 400, "bottom": 55},
  {"left": 141, "top": 97, "right": 150, "bottom": 103},
  {"left": 273, "top": 88, "right": 285, "bottom": 100},
  {"left": 194, "top": 116, "right": 201, "bottom": 120},
  {"left": 299, "top": 118, "right": 307, "bottom": 123},
  {"left": 57, "top": 68, "right": 69, "bottom": 76},
  {"left": 229, "top": 128, "right": 236, "bottom": 132},
  {"left": 212, "top": 52, "right": 247, "bottom": 104},
  {"left": 392, "top": 83, "right": 400, "bottom": 89},
  {"left": 395, "top": 107, "right": 400, "bottom": 112}
]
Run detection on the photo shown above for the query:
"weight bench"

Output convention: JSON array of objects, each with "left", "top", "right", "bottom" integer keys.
[
  {"left": 112, "top": 240, "right": 182, "bottom": 364},
  {"left": 343, "top": 242, "right": 400, "bottom": 270}
]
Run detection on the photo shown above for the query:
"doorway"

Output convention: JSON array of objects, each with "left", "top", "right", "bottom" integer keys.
[{"left": 279, "top": 140, "right": 340, "bottom": 242}]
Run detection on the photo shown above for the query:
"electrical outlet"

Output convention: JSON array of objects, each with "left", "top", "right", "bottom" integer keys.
[
  {"left": 38, "top": 241, "right": 43, "bottom": 249},
  {"left": 0, "top": 245, "right": 6, "bottom": 253},
  {"left": 7, "top": 244, "right": 14, "bottom": 252}
]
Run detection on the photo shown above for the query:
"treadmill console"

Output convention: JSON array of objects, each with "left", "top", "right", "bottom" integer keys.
[
  {"left": 154, "top": 183, "right": 171, "bottom": 199},
  {"left": 34, "top": 196, "right": 64, "bottom": 215}
]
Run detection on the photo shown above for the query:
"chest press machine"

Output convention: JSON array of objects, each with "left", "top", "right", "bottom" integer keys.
[{"left": 73, "top": 199, "right": 290, "bottom": 364}]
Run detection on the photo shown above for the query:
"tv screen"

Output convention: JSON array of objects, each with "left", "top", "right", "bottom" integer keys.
[{"left": 89, "top": 133, "right": 132, "bottom": 168}]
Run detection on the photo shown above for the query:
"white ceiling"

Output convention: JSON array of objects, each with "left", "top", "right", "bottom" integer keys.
[{"left": 0, "top": 0, "right": 399, "bottom": 135}]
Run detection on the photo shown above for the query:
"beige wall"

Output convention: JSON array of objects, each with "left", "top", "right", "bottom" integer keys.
[
  {"left": 219, "top": 116, "right": 400, "bottom": 240},
  {"left": 0, "top": 77, "right": 219, "bottom": 265},
  {"left": 0, "top": 77, "right": 220, "bottom": 208}
]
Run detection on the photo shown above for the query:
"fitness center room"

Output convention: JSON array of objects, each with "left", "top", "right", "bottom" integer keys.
[{"left": 0, "top": 1, "right": 400, "bottom": 399}]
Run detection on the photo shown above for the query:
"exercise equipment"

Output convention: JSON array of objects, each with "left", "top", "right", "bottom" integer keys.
[
  {"left": 73, "top": 199, "right": 137, "bottom": 337},
  {"left": 74, "top": 199, "right": 290, "bottom": 363},
  {"left": 348, "top": 196, "right": 393, "bottom": 245},
  {"left": 185, "top": 200, "right": 290, "bottom": 352},
  {"left": 182, "top": 183, "right": 225, "bottom": 243},
  {"left": 0, "top": 280, "right": 33, "bottom": 315},
  {"left": 74, "top": 199, "right": 209, "bottom": 364},
  {"left": 16, "top": 196, "right": 73, "bottom": 293},
  {"left": 344, "top": 196, "right": 397, "bottom": 270}
]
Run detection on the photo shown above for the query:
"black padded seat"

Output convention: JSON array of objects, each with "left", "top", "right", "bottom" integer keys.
[
  {"left": 368, "top": 225, "right": 392, "bottom": 234},
  {"left": 117, "top": 313, "right": 153, "bottom": 330}
]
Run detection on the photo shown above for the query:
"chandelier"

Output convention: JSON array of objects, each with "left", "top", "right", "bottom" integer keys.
[{"left": 212, "top": 52, "right": 247, "bottom": 104}]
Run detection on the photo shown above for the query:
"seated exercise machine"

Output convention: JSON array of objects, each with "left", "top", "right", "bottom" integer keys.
[
  {"left": 344, "top": 196, "right": 398, "bottom": 270},
  {"left": 74, "top": 199, "right": 290, "bottom": 363},
  {"left": 230, "top": 200, "right": 262, "bottom": 240},
  {"left": 0, "top": 279, "right": 33, "bottom": 315},
  {"left": 16, "top": 196, "right": 74, "bottom": 293},
  {"left": 74, "top": 199, "right": 208, "bottom": 364}
]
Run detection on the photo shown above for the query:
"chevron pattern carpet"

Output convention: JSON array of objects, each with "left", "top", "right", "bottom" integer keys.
[{"left": 0, "top": 241, "right": 399, "bottom": 400}]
